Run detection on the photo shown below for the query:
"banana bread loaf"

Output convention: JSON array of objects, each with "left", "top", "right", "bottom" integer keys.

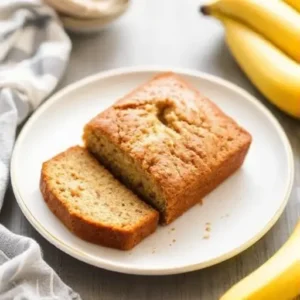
[
  {"left": 83, "top": 72, "right": 252, "bottom": 224},
  {"left": 40, "top": 146, "right": 159, "bottom": 250}
]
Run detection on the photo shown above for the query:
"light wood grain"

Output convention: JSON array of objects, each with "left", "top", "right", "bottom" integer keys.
[{"left": 1, "top": 0, "right": 300, "bottom": 299}]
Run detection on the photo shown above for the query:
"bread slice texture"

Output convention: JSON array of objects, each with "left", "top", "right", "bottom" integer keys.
[
  {"left": 83, "top": 72, "right": 252, "bottom": 224},
  {"left": 40, "top": 146, "right": 159, "bottom": 250}
]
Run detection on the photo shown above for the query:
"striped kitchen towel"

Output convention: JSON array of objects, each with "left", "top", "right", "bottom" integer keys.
[
  {"left": 0, "top": 1, "right": 81, "bottom": 299},
  {"left": 0, "top": 0, "right": 71, "bottom": 206}
]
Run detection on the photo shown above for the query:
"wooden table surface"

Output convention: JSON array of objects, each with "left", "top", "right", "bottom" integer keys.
[{"left": 2, "top": 0, "right": 300, "bottom": 299}]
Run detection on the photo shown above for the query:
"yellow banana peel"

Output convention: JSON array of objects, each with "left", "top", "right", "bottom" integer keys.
[
  {"left": 284, "top": 0, "right": 300, "bottom": 13},
  {"left": 221, "top": 221, "right": 300, "bottom": 300},
  {"left": 221, "top": 17, "right": 300, "bottom": 119},
  {"left": 201, "top": 0, "right": 300, "bottom": 62},
  {"left": 201, "top": 10, "right": 300, "bottom": 119}
]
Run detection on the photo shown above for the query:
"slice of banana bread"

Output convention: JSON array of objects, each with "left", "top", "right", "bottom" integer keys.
[
  {"left": 40, "top": 146, "right": 159, "bottom": 250},
  {"left": 83, "top": 72, "right": 252, "bottom": 224}
]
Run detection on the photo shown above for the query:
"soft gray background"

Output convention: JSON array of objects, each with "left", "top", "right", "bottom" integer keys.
[{"left": 2, "top": 0, "right": 300, "bottom": 299}]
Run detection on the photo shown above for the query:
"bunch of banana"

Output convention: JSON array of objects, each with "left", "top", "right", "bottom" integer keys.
[{"left": 200, "top": 0, "right": 300, "bottom": 119}]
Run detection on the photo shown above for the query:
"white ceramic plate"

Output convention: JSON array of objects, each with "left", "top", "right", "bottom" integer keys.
[{"left": 11, "top": 67, "right": 294, "bottom": 275}]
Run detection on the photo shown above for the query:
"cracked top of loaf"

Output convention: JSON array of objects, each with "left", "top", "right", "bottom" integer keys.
[{"left": 84, "top": 72, "right": 252, "bottom": 202}]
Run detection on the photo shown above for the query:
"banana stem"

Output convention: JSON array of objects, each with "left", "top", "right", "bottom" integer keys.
[{"left": 200, "top": 5, "right": 211, "bottom": 16}]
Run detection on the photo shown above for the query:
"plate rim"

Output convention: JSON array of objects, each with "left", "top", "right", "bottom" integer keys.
[{"left": 10, "top": 66, "right": 295, "bottom": 275}]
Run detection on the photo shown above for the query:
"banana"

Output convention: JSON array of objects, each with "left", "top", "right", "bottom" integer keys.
[
  {"left": 201, "top": 0, "right": 300, "bottom": 62},
  {"left": 210, "top": 14, "right": 300, "bottom": 118},
  {"left": 221, "top": 221, "right": 300, "bottom": 300},
  {"left": 284, "top": 0, "right": 300, "bottom": 13}
]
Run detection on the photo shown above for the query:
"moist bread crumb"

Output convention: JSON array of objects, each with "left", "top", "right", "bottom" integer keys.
[
  {"left": 83, "top": 72, "right": 252, "bottom": 224},
  {"left": 40, "top": 146, "right": 159, "bottom": 250}
]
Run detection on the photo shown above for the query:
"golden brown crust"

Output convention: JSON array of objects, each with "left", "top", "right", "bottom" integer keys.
[
  {"left": 163, "top": 139, "right": 250, "bottom": 224},
  {"left": 40, "top": 147, "right": 158, "bottom": 250},
  {"left": 84, "top": 73, "right": 252, "bottom": 224}
]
